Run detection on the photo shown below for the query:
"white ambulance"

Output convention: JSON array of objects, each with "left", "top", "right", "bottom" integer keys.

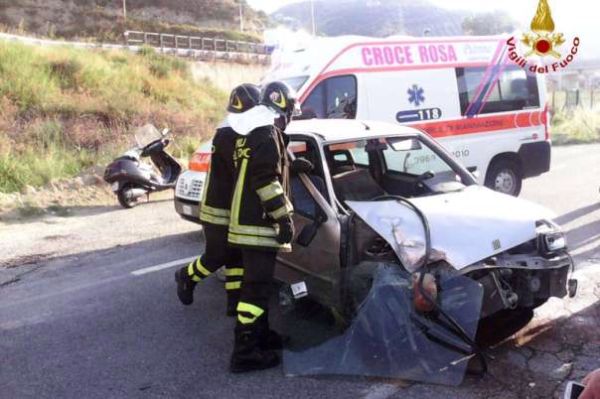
[
  {"left": 174, "top": 35, "right": 551, "bottom": 222},
  {"left": 267, "top": 35, "right": 550, "bottom": 196}
]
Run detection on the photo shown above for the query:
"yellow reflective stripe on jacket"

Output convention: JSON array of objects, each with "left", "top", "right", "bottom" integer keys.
[
  {"left": 199, "top": 212, "right": 230, "bottom": 226},
  {"left": 225, "top": 281, "right": 242, "bottom": 290},
  {"left": 230, "top": 158, "right": 247, "bottom": 230},
  {"left": 236, "top": 301, "right": 264, "bottom": 324},
  {"left": 230, "top": 158, "right": 277, "bottom": 238},
  {"left": 201, "top": 204, "right": 231, "bottom": 217},
  {"left": 256, "top": 181, "right": 284, "bottom": 203},
  {"left": 228, "top": 232, "right": 292, "bottom": 251},
  {"left": 225, "top": 268, "right": 244, "bottom": 277},
  {"left": 229, "top": 224, "right": 277, "bottom": 238},
  {"left": 268, "top": 198, "right": 294, "bottom": 220}
]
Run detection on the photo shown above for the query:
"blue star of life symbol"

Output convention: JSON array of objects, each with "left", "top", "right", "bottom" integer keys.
[{"left": 408, "top": 84, "right": 425, "bottom": 106}]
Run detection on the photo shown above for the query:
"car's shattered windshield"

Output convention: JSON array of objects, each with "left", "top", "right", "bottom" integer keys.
[{"left": 325, "top": 136, "right": 469, "bottom": 203}]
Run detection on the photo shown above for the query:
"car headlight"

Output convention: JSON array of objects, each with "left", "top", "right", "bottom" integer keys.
[
  {"left": 176, "top": 176, "right": 189, "bottom": 195},
  {"left": 543, "top": 231, "right": 567, "bottom": 252},
  {"left": 536, "top": 221, "right": 567, "bottom": 254}
]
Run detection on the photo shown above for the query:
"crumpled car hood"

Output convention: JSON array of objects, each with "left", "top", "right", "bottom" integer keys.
[{"left": 347, "top": 185, "right": 556, "bottom": 270}]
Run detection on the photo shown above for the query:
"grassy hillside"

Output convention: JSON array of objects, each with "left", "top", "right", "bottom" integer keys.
[
  {"left": 0, "top": 41, "right": 227, "bottom": 193},
  {"left": 0, "top": 0, "right": 266, "bottom": 42}
]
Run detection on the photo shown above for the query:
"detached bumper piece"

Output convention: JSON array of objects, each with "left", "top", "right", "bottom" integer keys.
[{"left": 282, "top": 264, "right": 484, "bottom": 386}]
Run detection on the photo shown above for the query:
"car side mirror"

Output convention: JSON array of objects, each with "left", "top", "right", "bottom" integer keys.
[{"left": 290, "top": 157, "right": 314, "bottom": 174}]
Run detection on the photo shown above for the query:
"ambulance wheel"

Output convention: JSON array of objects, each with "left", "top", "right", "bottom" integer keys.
[{"left": 485, "top": 159, "right": 522, "bottom": 196}]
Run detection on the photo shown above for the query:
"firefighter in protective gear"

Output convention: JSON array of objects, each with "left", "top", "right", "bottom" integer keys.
[
  {"left": 175, "top": 83, "right": 260, "bottom": 317},
  {"left": 228, "top": 81, "right": 300, "bottom": 373}
]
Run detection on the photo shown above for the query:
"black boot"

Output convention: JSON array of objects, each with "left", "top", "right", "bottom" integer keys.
[
  {"left": 230, "top": 326, "right": 280, "bottom": 373},
  {"left": 257, "top": 312, "right": 289, "bottom": 350},
  {"left": 174, "top": 267, "right": 196, "bottom": 305},
  {"left": 260, "top": 329, "right": 289, "bottom": 350}
]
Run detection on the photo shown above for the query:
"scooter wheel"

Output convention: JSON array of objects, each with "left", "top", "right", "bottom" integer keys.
[{"left": 117, "top": 184, "right": 138, "bottom": 208}]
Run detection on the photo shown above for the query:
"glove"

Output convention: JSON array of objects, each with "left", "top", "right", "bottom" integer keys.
[{"left": 275, "top": 216, "right": 295, "bottom": 244}]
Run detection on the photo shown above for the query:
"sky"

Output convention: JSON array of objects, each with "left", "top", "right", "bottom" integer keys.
[{"left": 246, "top": 0, "right": 598, "bottom": 57}]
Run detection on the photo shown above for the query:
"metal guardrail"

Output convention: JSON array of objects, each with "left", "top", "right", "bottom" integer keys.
[{"left": 124, "top": 31, "right": 272, "bottom": 63}]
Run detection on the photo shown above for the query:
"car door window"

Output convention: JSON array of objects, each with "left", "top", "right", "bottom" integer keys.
[{"left": 288, "top": 139, "right": 329, "bottom": 219}]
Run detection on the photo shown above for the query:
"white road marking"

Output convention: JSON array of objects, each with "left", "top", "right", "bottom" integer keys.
[{"left": 131, "top": 256, "right": 198, "bottom": 276}]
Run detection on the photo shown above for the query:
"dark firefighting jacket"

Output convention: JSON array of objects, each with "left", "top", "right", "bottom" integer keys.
[
  {"left": 228, "top": 125, "right": 293, "bottom": 252},
  {"left": 199, "top": 126, "right": 239, "bottom": 227}
]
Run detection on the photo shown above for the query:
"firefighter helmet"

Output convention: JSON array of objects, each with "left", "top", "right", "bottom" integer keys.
[
  {"left": 260, "top": 81, "right": 301, "bottom": 122},
  {"left": 227, "top": 84, "right": 261, "bottom": 114}
]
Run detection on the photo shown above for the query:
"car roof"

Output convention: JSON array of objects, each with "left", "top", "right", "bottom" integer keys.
[{"left": 286, "top": 119, "right": 423, "bottom": 143}]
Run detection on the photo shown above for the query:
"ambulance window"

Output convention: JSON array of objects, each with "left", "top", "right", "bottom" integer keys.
[
  {"left": 302, "top": 84, "right": 326, "bottom": 119},
  {"left": 456, "top": 66, "right": 540, "bottom": 115},
  {"left": 325, "top": 75, "right": 357, "bottom": 119},
  {"left": 301, "top": 75, "right": 357, "bottom": 119},
  {"left": 282, "top": 76, "right": 309, "bottom": 92}
]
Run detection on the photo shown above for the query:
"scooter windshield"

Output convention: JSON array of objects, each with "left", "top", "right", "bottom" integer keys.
[
  {"left": 133, "top": 124, "right": 163, "bottom": 149},
  {"left": 281, "top": 264, "right": 483, "bottom": 386}
]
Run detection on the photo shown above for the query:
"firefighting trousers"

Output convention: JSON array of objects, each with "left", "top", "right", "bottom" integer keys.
[
  {"left": 186, "top": 225, "right": 244, "bottom": 294},
  {"left": 235, "top": 248, "right": 277, "bottom": 327}
]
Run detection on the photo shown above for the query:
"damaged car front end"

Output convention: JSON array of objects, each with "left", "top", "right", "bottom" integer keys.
[{"left": 275, "top": 120, "right": 576, "bottom": 384}]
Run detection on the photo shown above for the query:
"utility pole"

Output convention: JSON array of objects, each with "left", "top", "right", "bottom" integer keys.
[
  {"left": 310, "top": 0, "right": 316, "bottom": 36},
  {"left": 122, "top": 0, "right": 127, "bottom": 21},
  {"left": 239, "top": 2, "right": 244, "bottom": 32}
]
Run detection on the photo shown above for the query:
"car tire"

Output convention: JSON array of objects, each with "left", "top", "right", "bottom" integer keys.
[
  {"left": 475, "top": 307, "right": 534, "bottom": 346},
  {"left": 117, "top": 184, "right": 139, "bottom": 208},
  {"left": 485, "top": 159, "right": 522, "bottom": 196}
]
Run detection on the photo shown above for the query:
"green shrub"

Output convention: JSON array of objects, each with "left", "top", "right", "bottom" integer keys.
[
  {"left": 0, "top": 43, "right": 58, "bottom": 110},
  {"left": 551, "top": 108, "right": 600, "bottom": 145},
  {"left": 0, "top": 144, "right": 99, "bottom": 193},
  {"left": 49, "top": 58, "right": 82, "bottom": 89},
  {"left": 0, "top": 41, "right": 228, "bottom": 193}
]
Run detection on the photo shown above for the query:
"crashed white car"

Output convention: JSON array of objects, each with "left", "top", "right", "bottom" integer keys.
[{"left": 276, "top": 119, "right": 576, "bottom": 341}]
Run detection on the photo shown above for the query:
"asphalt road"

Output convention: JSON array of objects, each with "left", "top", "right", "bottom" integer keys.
[{"left": 1, "top": 144, "right": 599, "bottom": 399}]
